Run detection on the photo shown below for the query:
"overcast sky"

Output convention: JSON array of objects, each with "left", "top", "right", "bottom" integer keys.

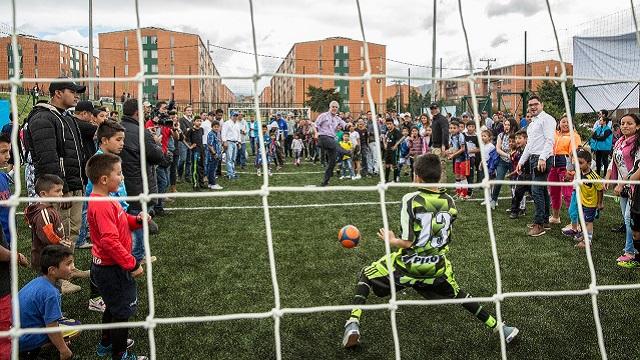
[{"left": 1, "top": 0, "right": 638, "bottom": 95}]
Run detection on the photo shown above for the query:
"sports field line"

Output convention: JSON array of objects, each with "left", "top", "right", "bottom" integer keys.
[
  {"left": 232, "top": 171, "right": 325, "bottom": 175},
  {"left": 164, "top": 196, "right": 515, "bottom": 211}
]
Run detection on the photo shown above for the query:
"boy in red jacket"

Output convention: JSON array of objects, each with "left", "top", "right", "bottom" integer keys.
[{"left": 86, "top": 153, "right": 148, "bottom": 360}]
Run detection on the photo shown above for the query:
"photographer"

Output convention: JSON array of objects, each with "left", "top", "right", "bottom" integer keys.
[{"left": 147, "top": 101, "right": 178, "bottom": 215}]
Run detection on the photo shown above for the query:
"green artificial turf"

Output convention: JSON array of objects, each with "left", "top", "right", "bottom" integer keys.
[{"left": 12, "top": 158, "right": 640, "bottom": 359}]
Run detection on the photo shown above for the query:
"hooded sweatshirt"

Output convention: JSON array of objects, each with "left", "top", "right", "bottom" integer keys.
[{"left": 24, "top": 203, "right": 66, "bottom": 271}]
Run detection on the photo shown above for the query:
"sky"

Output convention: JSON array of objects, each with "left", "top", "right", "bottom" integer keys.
[{"left": 0, "top": 0, "right": 638, "bottom": 95}]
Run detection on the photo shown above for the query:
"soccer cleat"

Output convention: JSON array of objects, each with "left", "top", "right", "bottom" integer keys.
[
  {"left": 617, "top": 254, "right": 635, "bottom": 262},
  {"left": 562, "top": 228, "right": 581, "bottom": 237},
  {"left": 60, "top": 280, "right": 82, "bottom": 295},
  {"left": 77, "top": 241, "right": 93, "bottom": 249},
  {"left": 89, "top": 296, "right": 106, "bottom": 313},
  {"left": 495, "top": 323, "right": 519, "bottom": 344},
  {"left": 96, "top": 338, "right": 135, "bottom": 357},
  {"left": 617, "top": 260, "right": 640, "bottom": 269},
  {"left": 342, "top": 319, "right": 361, "bottom": 348}
]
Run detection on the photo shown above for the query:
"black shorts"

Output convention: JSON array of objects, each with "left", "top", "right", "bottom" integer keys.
[
  {"left": 91, "top": 263, "right": 138, "bottom": 319},
  {"left": 384, "top": 149, "right": 397, "bottom": 165}
]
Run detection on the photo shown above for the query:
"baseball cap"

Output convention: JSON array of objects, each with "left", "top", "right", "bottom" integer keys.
[
  {"left": 462, "top": 112, "right": 470, "bottom": 117},
  {"left": 49, "top": 78, "right": 86, "bottom": 94},
  {"left": 74, "top": 100, "right": 94, "bottom": 113},
  {"left": 429, "top": 102, "right": 439, "bottom": 109},
  {"left": 231, "top": 111, "right": 239, "bottom": 116}
]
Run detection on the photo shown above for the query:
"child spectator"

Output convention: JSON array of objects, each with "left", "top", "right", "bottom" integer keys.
[
  {"left": 407, "top": 126, "right": 425, "bottom": 180},
  {"left": 382, "top": 118, "right": 402, "bottom": 183},
  {"left": 292, "top": 133, "right": 304, "bottom": 166},
  {"left": 490, "top": 118, "right": 514, "bottom": 209},
  {"left": 509, "top": 131, "right": 530, "bottom": 219},
  {"left": 206, "top": 120, "right": 223, "bottom": 190},
  {"left": 0, "top": 134, "right": 12, "bottom": 246},
  {"left": 341, "top": 154, "right": 518, "bottom": 348},
  {"left": 549, "top": 116, "right": 582, "bottom": 225},
  {"left": 397, "top": 127, "right": 411, "bottom": 180},
  {"left": 87, "top": 153, "right": 147, "bottom": 360},
  {"left": 25, "top": 175, "right": 88, "bottom": 295},
  {"left": 574, "top": 149, "right": 604, "bottom": 248},
  {"left": 447, "top": 120, "right": 469, "bottom": 199},
  {"left": 349, "top": 124, "right": 362, "bottom": 179},
  {"left": 339, "top": 133, "right": 355, "bottom": 180},
  {"left": 256, "top": 124, "right": 273, "bottom": 176},
  {"left": 18, "top": 245, "right": 80, "bottom": 360},
  {"left": 479, "top": 130, "right": 497, "bottom": 202},
  {"left": 186, "top": 117, "right": 205, "bottom": 189},
  {"left": 464, "top": 122, "right": 480, "bottom": 197}
]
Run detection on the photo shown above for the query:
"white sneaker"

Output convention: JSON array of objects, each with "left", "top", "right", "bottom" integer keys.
[
  {"left": 89, "top": 296, "right": 106, "bottom": 313},
  {"left": 351, "top": 176, "right": 357, "bottom": 180},
  {"left": 210, "top": 184, "right": 223, "bottom": 190},
  {"left": 339, "top": 176, "right": 345, "bottom": 180}
]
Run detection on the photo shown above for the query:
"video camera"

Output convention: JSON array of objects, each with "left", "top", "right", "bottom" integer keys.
[{"left": 152, "top": 100, "right": 176, "bottom": 126}]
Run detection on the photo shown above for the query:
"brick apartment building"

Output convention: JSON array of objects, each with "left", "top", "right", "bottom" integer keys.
[
  {"left": 438, "top": 60, "right": 573, "bottom": 115},
  {"left": 98, "top": 27, "right": 229, "bottom": 106},
  {"left": 219, "top": 84, "right": 236, "bottom": 104},
  {"left": 385, "top": 84, "right": 422, "bottom": 112},
  {"left": 0, "top": 35, "right": 98, "bottom": 95},
  {"left": 267, "top": 37, "right": 386, "bottom": 113}
]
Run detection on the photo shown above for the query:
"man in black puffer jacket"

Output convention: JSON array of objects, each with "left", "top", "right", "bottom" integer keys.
[
  {"left": 23, "top": 81, "right": 86, "bottom": 249},
  {"left": 119, "top": 99, "right": 164, "bottom": 261}
]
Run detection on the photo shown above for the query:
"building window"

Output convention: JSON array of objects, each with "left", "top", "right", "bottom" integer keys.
[
  {"left": 170, "top": 36, "right": 174, "bottom": 47},
  {"left": 142, "top": 36, "right": 147, "bottom": 45},
  {"left": 360, "top": 60, "right": 364, "bottom": 71},
  {"left": 151, "top": 64, "right": 158, "bottom": 73},
  {"left": 343, "top": 46, "right": 348, "bottom": 54},
  {"left": 545, "top": 65, "right": 550, "bottom": 76},
  {"left": 170, "top": 79, "right": 175, "bottom": 86},
  {"left": 150, "top": 36, "right": 157, "bottom": 44},
  {"left": 60, "top": 56, "right": 63, "bottom": 64},
  {"left": 124, "top": 64, "right": 128, "bottom": 76},
  {"left": 554, "top": 65, "right": 558, "bottom": 76},
  {"left": 60, "top": 44, "right": 63, "bottom": 52},
  {"left": 170, "top": 50, "right": 174, "bottom": 61},
  {"left": 170, "top": 64, "right": 175, "bottom": 74},
  {"left": 124, "top": 37, "right": 128, "bottom": 48},
  {"left": 125, "top": 50, "right": 128, "bottom": 62},
  {"left": 151, "top": 78, "right": 158, "bottom": 86},
  {"left": 151, "top": 50, "right": 158, "bottom": 58}
]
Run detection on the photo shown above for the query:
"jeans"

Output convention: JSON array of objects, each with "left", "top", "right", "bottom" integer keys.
[
  {"left": 250, "top": 136, "right": 257, "bottom": 156},
  {"left": 77, "top": 201, "right": 89, "bottom": 246},
  {"left": 207, "top": 158, "right": 220, "bottom": 185},
  {"left": 236, "top": 142, "right": 247, "bottom": 167},
  {"left": 367, "top": 142, "right": 378, "bottom": 173},
  {"left": 319, "top": 135, "right": 338, "bottom": 185},
  {"left": 156, "top": 165, "right": 169, "bottom": 210},
  {"left": 341, "top": 158, "right": 355, "bottom": 178},
  {"left": 530, "top": 156, "right": 551, "bottom": 225},
  {"left": 620, "top": 197, "right": 636, "bottom": 254},
  {"left": 170, "top": 148, "right": 178, "bottom": 186},
  {"left": 491, "top": 159, "right": 511, "bottom": 202},
  {"left": 177, "top": 142, "right": 189, "bottom": 179},
  {"left": 285, "top": 135, "right": 293, "bottom": 157},
  {"left": 128, "top": 209, "right": 145, "bottom": 261},
  {"left": 226, "top": 142, "right": 238, "bottom": 178},
  {"left": 594, "top": 150, "right": 610, "bottom": 176}
]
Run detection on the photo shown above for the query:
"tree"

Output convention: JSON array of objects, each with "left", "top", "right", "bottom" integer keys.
[
  {"left": 535, "top": 79, "right": 574, "bottom": 120},
  {"left": 304, "top": 86, "right": 343, "bottom": 113}
]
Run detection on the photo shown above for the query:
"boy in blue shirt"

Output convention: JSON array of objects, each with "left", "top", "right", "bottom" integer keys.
[
  {"left": 206, "top": 120, "right": 223, "bottom": 190},
  {"left": 0, "top": 134, "right": 13, "bottom": 246},
  {"left": 18, "top": 245, "right": 81, "bottom": 360}
]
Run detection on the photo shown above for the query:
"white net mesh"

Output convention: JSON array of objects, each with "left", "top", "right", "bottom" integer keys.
[{"left": 2, "top": 0, "right": 640, "bottom": 359}]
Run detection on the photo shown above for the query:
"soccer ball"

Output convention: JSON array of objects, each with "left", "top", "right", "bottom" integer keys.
[{"left": 339, "top": 225, "right": 361, "bottom": 248}]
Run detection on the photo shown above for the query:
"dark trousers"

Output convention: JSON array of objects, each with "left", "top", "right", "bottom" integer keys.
[
  {"left": 319, "top": 135, "right": 338, "bottom": 185},
  {"left": 170, "top": 147, "right": 178, "bottom": 186},
  {"left": 511, "top": 184, "right": 531, "bottom": 213},
  {"left": 190, "top": 147, "right": 205, "bottom": 188},
  {"left": 594, "top": 150, "right": 610, "bottom": 177},
  {"left": 530, "top": 155, "right": 551, "bottom": 225},
  {"left": 467, "top": 157, "right": 478, "bottom": 196},
  {"left": 285, "top": 135, "right": 293, "bottom": 157}
]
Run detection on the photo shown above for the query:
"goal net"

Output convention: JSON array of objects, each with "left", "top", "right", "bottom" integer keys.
[
  {"left": 2, "top": 1, "right": 640, "bottom": 360},
  {"left": 228, "top": 107, "right": 311, "bottom": 120}
]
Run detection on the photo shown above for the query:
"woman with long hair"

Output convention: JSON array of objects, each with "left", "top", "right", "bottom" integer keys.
[
  {"left": 489, "top": 117, "right": 514, "bottom": 209},
  {"left": 605, "top": 113, "right": 640, "bottom": 265}
]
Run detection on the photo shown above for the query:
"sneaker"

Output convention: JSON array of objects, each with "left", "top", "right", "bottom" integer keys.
[
  {"left": 339, "top": 176, "right": 346, "bottom": 180},
  {"left": 96, "top": 339, "right": 135, "bottom": 357},
  {"left": 70, "top": 268, "right": 90, "bottom": 279},
  {"left": 562, "top": 228, "right": 581, "bottom": 237},
  {"left": 490, "top": 200, "right": 496, "bottom": 210},
  {"left": 527, "top": 224, "right": 546, "bottom": 237},
  {"left": 548, "top": 216, "right": 561, "bottom": 224},
  {"left": 210, "top": 184, "right": 223, "bottom": 190},
  {"left": 495, "top": 323, "right": 519, "bottom": 344},
  {"left": 562, "top": 224, "right": 581, "bottom": 233},
  {"left": 617, "top": 260, "right": 640, "bottom": 269},
  {"left": 77, "top": 241, "right": 93, "bottom": 249},
  {"left": 60, "top": 280, "right": 81, "bottom": 295},
  {"left": 528, "top": 223, "right": 551, "bottom": 230},
  {"left": 351, "top": 176, "right": 357, "bottom": 180},
  {"left": 118, "top": 350, "right": 147, "bottom": 360},
  {"left": 89, "top": 296, "right": 106, "bottom": 313},
  {"left": 141, "top": 256, "right": 157, "bottom": 264},
  {"left": 509, "top": 212, "right": 519, "bottom": 219},
  {"left": 342, "top": 319, "right": 361, "bottom": 348},
  {"left": 617, "top": 254, "right": 635, "bottom": 262},
  {"left": 480, "top": 200, "right": 487, "bottom": 206}
]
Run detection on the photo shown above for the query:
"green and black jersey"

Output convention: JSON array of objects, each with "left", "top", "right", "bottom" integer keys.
[{"left": 394, "top": 188, "right": 458, "bottom": 278}]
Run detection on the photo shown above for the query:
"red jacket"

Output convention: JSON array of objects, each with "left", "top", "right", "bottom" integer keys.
[{"left": 88, "top": 193, "right": 141, "bottom": 271}]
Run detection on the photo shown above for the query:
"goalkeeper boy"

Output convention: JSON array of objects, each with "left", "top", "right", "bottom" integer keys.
[{"left": 342, "top": 153, "right": 519, "bottom": 348}]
